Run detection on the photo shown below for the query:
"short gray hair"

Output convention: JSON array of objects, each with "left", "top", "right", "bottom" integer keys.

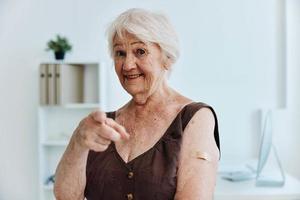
[{"left": 107, "top": 8, "right": 180, "bottom": 65}]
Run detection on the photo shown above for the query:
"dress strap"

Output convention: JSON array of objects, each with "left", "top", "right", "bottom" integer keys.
[{"left": 106, "top": 111, "right": 116, "bottom": 119}]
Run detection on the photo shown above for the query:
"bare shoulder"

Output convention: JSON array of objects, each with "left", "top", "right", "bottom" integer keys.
[
  {"left": 175, "top": 93, "right": 216, "bottom": 134},
  {"left": 181, "top": 106, "right": 219, "bottom": 163},
  {"left": 185, "top": 107, "right": 215, "bottom": 132}
]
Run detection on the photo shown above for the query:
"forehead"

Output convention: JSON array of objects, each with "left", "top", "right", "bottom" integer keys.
[
  {"left": 114, "top": 32, "right": 138, "bottom": 41},
  {"left": 112, "top": 31, "right": 162, "bottom": 53},
  {"left": 113, "top": 32, "right": 146, "bottom": 46}
]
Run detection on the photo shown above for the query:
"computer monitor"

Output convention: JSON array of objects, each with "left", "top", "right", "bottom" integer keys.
[
  {"left": 220, "top": 109, "right": 285, "bottom": 184},
  {"left": 256, "top": 110, "right": 285, "bottom": 187}
]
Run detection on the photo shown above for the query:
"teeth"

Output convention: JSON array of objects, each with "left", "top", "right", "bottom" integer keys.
[{"left": 126, "top": 74, "right": 142, "bottom": 79}]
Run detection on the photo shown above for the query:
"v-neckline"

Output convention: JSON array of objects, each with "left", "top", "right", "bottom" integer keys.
[{"left": 111, "top": 102, "right": 194, "bottom": 165}]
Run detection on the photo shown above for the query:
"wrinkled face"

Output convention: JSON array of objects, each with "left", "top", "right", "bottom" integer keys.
[{"left": 113, "top": 32, "right": 167, "bottom": 98}]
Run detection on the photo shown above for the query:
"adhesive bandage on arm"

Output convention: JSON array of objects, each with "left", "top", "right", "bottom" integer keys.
[{"left": 192, "top": 151, "right": 212, "bottom": 162}]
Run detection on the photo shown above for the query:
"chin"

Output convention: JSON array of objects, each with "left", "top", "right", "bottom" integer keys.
[
  {"left": 122, "top": 82, "right": 144, "bottom": 92},
  {"left": 124, "top": 86, "right": 141, "bottom": 95},
  {"left": 127, "top": 88, "right": 150, "bottom": 101}
]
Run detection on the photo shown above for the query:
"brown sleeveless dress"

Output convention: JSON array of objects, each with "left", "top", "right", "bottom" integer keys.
[{"left": 84, "top": 102, "right": 220, "bottom": 200}]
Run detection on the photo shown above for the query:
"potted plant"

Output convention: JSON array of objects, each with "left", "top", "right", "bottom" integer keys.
[{"left": 46, "top": 35, "right": 72, "bottom": 60}]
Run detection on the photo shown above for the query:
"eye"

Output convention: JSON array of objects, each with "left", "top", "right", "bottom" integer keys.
[
  {"left": 136, "top": 48, "right": 146, "bottom": 56},
  {"left": 115, "top": 50, "right": 126, "bottom": 57}
]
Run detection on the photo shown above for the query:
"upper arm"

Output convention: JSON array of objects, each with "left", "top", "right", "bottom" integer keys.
[{"left": 175, "top": 107, "right": 219, "bottom": 200}]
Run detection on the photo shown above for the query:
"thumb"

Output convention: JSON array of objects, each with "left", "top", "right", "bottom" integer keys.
[
  {"left": 105, "top": 118, "right": 130, "bottom": 140},
  {"left": 90, "top": 110, "right": 107, "bottom": 124}
]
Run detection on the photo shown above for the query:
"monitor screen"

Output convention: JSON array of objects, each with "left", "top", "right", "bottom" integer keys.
[
  {"left": 256, "top": 109, "right": 285, "bottom": 187},
  {"left": 256, "top": 110, "right": 273, "bottom": 176}
]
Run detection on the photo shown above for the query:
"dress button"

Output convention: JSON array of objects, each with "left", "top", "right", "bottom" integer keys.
[
  {"left": 127, "top": 171, "right": 134, "bottom": 179},
  {"left": 126, "top": 193, "right": 133, "bottom": 200}
]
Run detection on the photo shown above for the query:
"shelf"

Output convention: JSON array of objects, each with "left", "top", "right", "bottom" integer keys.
[
  {"left": 40, "top": 61, "right": 99, "bottom": 65},
  {"left": 63, "top": 103, "right": 101, "bottom": 109},
  {"left": 38, "top": 61, "right": 106, "bottom": 200},
  {"left": 40, "top": 103, "right": 101, "bottom": 109},
  {"left": 41, "top": 140, "right": 69, "bottom": 147}
]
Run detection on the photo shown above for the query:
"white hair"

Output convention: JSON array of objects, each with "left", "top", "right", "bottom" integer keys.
[{"left": 106, "top": 8, "right": 180, "bottom": 65}]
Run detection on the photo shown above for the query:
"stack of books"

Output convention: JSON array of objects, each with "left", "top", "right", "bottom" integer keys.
[{"left": 39, "top": 63, "right": 84, "bottom": 105}]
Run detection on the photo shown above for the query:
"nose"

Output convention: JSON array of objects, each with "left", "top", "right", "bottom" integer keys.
[{"left": 122, "top": 53, "right": 136, "bottom": 71}]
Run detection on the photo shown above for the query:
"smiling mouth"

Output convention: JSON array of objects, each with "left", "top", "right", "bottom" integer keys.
[{"left": 124, "top": 73, "right": 144, "bottom": 80}]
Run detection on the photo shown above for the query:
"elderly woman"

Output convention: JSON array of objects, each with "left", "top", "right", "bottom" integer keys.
[{"left": 54, "top": 8, "right": 220, "bottom": 200}]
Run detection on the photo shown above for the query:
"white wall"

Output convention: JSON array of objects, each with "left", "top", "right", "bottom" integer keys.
[
  {"left": 0, "top": 0, "right": 298, "bottom": 199},
  {"left": 286, "top": 0, "right": 300, "bottom": 109},
  {"left": 276, "top": 0, "right": 300, "bottom": 178}
]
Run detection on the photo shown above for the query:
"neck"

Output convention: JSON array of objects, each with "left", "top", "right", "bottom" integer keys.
[{"left": 129, "top": 84, "right": 177, "bottom": 117}]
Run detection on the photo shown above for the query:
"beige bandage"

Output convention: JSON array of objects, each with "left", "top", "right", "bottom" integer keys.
[{"left": 192, "top": 151, "right": 212, "bottom": 162}]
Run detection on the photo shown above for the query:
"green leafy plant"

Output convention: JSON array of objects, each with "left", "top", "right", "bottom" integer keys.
[{"left": 46, "top": 35, "right": 72, "bottom": 53}]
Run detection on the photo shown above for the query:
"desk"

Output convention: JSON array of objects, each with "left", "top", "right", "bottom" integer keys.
[{"left": 214, "top": 174, "right": 300, "bottom": 200}]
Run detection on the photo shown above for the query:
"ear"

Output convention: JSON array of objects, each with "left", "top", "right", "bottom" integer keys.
[{"left": 163, "top": 56, "right": 172, "bottom": 70}]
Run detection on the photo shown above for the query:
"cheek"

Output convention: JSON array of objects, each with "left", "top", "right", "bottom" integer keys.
[
  {"left": 143, "top": 69, "right": 164, "bottom": 91},
  {"left": 114, "top": 59, "right": 121, "bottom": 72},
  {"left": 145, "top": 62, "right": 164, "bottom": 80},
  {"left": 143, "top": 55, "right": 163, "bottom": 75},
  {"left": 114, "top": 62, "right": 124, "bottom": 80}
]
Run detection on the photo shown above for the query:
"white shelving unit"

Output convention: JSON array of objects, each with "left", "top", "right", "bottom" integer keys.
[{"left": 37, "top": 61, "right": 107, "bottom": 200}]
